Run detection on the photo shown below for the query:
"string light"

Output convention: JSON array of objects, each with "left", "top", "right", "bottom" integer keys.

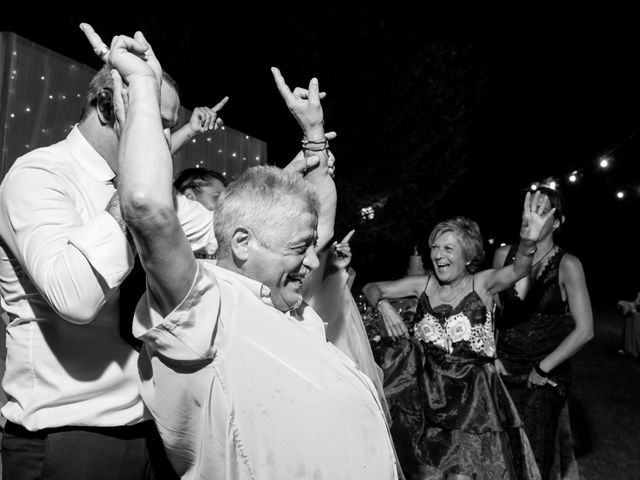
[
  {"left": 525, "top": 126, "right": 640, "bottom": 201},
  {"left": 360, "top": 206, "right": 375, "bottom": 220},
  {"left": 0, "top": 41, "right": 266, "bottom": 179}
]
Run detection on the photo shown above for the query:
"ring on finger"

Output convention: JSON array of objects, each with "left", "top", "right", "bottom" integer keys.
[{"left": 97, "top": 44, "right": 110, "bottom": 59}]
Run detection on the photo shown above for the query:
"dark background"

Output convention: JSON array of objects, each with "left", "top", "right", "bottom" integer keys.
[{"left": 3, "top": 2, "right": 640, "bottom": 305}]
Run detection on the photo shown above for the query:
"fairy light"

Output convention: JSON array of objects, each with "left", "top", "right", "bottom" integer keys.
[
  {"left": 599, "top": 157, "right": 610, "bottom": 168},
  {"left": 616, "top": 191, "right": 625, "bottom": 199},
  {"left": 360, "top": 206, "right": 375, "bottom": 220},
  {"left": 530, "top": 183, "right": 538, "bottom": 191},
  {"left": 568, "top": 171, "right": 578, "bottom": 183}
]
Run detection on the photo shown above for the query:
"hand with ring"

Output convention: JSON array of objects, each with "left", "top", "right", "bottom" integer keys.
[{"left": 79, "top": 23, "right": 162, "bottom": 87}]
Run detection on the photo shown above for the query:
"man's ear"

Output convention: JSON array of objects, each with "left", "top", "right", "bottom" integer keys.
[
  {"left": 96, "top": 88, "right": 115, "bottom": 125},
  {"left": 183, "top": 187, "right": 196, "bottom": 201},
  {"left": 230, "top": 227, "right": 250, "bottom": 261}
]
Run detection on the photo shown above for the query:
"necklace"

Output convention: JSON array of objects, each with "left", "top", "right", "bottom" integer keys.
[
  {"left": 436, "top": 276, "right": 470, "bottom": 303},
  {"left": 532, "top": 244, "right": 555, "bottom": 269}
]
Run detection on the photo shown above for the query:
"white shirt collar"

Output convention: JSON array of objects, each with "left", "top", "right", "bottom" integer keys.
[
  {"left": 212, "top": 265, "right": 274, "bottom": 307},
  {"left": 66, "top": 125, "right": 116, "bottom": 184}
]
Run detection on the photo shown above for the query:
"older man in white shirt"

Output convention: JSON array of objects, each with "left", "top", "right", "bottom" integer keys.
[{"left": 86, "top": 26, "right": 400, "bottom": 480}]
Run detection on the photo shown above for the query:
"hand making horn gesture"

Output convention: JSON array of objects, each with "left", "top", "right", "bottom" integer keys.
[
  {"left": 79, "top": 23, "right": 161, "bottom": 86},
  {"left": 79, "top": 23, "right": 163, "bottom": 130},
  {"left": 519, "top": 190, "right": 557, "bottom": 242},
  {"left": 271, "top": 67, "right": 325, "bottom": 141}
]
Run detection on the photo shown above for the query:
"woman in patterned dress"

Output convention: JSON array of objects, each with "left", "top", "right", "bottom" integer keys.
[{"left": 363, "top": 191, "right": 554, "bottom": 480}]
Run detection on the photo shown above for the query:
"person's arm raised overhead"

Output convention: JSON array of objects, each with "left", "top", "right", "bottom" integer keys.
[
  {"left": 273, "top": 67, "right": 336, "bottom": 252},
  {"left": 80, "top": 24, "right": 197, "bottom": 317}
]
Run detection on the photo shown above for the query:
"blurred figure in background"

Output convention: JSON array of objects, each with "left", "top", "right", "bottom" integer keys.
[{"left": 174, "top": 167, "right": 228, "bottom": 212}]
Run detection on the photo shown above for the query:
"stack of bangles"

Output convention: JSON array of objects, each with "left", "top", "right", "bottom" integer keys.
[{"left": 301, "top": 138, "right": 329, "bottom": 155}]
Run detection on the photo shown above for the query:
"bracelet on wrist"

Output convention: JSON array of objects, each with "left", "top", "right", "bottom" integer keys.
[
  {"left": 534, "top": 362, "right": 550, "bottom": 378},
  {"left": 302, "top": 138, "right": 329, "bottom": 149},
  {"left": 302, "top": 146, "right": 328, "bottom": 153}
]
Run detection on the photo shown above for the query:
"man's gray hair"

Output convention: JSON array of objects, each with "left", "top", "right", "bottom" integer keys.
[{"left": 214, "top": 166, "right": 320, "bottom": 254}]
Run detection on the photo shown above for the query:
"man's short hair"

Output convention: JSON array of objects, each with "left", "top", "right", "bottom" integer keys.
[
  {"left": 214, "top": 166, "right": 319, "bottom": 255},
  {"left": 173, "top": 167, "right": 228, "bottom": 193},
  {"left": 79, "top": 65, "right": 180, "bottom": 122}
]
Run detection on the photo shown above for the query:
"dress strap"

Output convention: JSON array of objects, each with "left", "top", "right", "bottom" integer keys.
[
  {"left": 423, "top": 273, "right": 432, "bottom": 295},
  {"left": 472, "top": 273, "right": 476, "bottom": 292}
]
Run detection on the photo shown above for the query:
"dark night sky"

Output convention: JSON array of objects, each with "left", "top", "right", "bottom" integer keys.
[{"left": 4, "top": 2, "right": 640, "bottom": 302}]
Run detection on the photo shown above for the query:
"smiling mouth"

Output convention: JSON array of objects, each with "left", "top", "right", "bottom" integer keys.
[{"left": 286, "top": 273, "right": 307, "bottom": 287}]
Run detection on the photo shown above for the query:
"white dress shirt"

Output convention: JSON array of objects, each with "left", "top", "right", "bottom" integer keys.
[
  {"left": 134, "top": 262, "right": 399, "bottom": 480},
  {"left": 0, "top": 126, "right": 216, "bottom": 430}
]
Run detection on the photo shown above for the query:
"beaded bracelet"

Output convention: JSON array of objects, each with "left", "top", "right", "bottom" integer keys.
[{"left": 534, "top": 362, "right": 550, "bottom": 378}]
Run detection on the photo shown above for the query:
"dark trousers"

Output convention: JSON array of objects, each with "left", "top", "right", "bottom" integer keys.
[{"left": 1, "top": 420, "right": 178, "bottom": 480}]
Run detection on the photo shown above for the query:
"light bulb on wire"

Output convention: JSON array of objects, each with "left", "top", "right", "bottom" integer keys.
[{"left": 599, "top": 157, "right": 610, "bottom": 169}]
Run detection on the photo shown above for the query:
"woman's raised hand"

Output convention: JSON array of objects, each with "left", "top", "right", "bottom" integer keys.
[{"left": 520, "top": 190, "right": 556, "bottom": 242}]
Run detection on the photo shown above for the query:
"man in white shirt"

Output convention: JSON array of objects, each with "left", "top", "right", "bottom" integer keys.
[
  {"left": 0, "top": 39, "right": 222, "bottom": 478},
  {"left": 90, "top": 26, "right": 399, "bottom": 480}
]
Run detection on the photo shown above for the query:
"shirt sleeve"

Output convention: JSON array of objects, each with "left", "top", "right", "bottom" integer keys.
[
  {"left": 174, "top": 194, "right": 217, "bottom": 255},
  {"left": 0, "top": 165, "right": 134, "bottom": 324},
  {"left": 133, "top": 263, "right": 222, "bottom": 362}
]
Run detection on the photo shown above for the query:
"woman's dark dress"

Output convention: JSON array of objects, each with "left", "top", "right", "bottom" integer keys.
[
  {"left": 377, "top": 275, "right": 540, "bottom": 480},
  {"left": 497, "top": 246, "right": 574, "bottom": 480}
]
